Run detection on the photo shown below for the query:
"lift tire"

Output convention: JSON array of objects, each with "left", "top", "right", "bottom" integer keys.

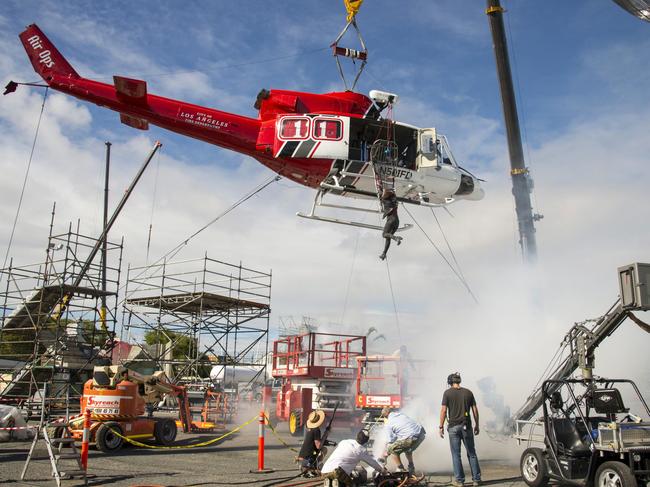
[
  {"left": 520, "top": 448, "right": 549, "bottom": 487},
  {"left": 154, "top": 418, "right": 177, "bottom": 445},
  {"left": 595, "top": 461, "right": 637, "bottom": 487},
  {"left": 95, "top": 422, "right": 124, "bottom": 453},
  {"left": 289, "top": 410, "right": 303, "bottom": 437}
]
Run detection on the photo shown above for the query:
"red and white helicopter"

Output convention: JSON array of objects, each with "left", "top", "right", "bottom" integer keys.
[{"left": 13, "top": 24, "right": 484, "bottom": 232}]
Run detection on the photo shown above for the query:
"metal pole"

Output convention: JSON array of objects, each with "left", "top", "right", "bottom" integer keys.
[
  {"left": 101, "top": 142, "right": 111, "bottom": 333},
  {"left": 72, "top": 141, "right": 162, "bottom": 289},
  {"left": 486, "top": 0, "right": 540, "bottom": 263}
]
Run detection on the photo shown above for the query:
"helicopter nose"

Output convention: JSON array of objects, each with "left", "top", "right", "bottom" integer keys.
[
  {"left": 468, "top": 178, "right": 485, "bottom": 200},
  {"left": 454, "top": 173, "right": 484, "bottom": 200}
]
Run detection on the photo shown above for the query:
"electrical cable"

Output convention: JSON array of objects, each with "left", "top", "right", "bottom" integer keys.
[
  {"left": 401, "top": 205, "right": 478, "bottom": 303},
  {"left": 90, "top": 47, "right": 330, "bottom": 81},
  {"left": 1, "top": 87, "right": 49, "bottom": 279}
]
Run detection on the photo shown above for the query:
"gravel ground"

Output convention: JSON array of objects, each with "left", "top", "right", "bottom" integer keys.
[{"left": 0, "top": 414, "right": 524, "bottom": 487}]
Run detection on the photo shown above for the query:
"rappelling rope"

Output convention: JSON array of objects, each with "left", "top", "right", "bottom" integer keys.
[
  {"left": 1, "top": 87, "right": 49, "bottom": 279},
  {"left": 402, "top": 205, "right": 478, "bottom": 304},
  {"left": 384, "top": 257, "right": 402, "bottom": 340}
]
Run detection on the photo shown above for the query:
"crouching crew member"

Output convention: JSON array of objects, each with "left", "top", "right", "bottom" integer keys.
[
  {"left": 298, "top": 410, "right": 326, "bottom": 476},
  {"left": 380, "top": 406, "right": 426, "bottom": 475},
  {"left": 321, "top": 430, "right": 388, "bottom": 486}
]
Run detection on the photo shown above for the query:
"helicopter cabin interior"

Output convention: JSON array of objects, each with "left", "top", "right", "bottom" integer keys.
[{"left": 274, "top": 114, "right": 456, "bottom": 172}]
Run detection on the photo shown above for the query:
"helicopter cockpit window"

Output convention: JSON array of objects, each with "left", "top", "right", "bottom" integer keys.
[
  {"left": 437, "top": 140, "right": 454, "bottom": 165},
  {"left": 279, "top": 117, "right": 310, "bottom": 140},
  {"left": 313, "top": 118, "right": 342, "bottom": 141}
]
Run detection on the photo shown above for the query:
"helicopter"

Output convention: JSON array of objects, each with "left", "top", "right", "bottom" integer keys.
[{"left": 13, "top": 23, "right": 484, "bottom": 232}]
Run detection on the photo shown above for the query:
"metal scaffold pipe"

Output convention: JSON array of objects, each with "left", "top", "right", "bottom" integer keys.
[{"left": 486, "top": 0, "right": 539, "bottom": 263}]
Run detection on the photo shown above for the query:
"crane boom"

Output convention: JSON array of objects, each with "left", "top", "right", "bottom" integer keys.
[{"left": 512, "top": 263, "right": 650, "bottom": 425}]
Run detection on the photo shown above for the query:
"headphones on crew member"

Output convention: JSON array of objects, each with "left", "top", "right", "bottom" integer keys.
[{"left": 447, "top": 372, "right": 462, "bottom": 385}]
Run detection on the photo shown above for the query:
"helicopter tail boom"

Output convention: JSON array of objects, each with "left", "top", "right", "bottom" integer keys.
[{"left": 19, "top": 24, "right": 80, "bottom": 82}]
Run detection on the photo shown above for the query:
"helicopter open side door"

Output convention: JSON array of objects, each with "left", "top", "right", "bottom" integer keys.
[{"left": 416, "top": 128, "right": 462, "bottom": 203}]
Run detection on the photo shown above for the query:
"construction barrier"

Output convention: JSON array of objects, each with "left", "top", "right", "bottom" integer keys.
[
  {"left": 251, "top": 409, "right": 274, "bottom": 473},
  {"left": 80, "top": 409, "right": 91, "bottom": 470},
  {"left": 106, "top": 415, "right": 258, "bottom": 449}
]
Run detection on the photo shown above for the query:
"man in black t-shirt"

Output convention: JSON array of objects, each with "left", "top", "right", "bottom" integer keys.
[
  {"left": 297, "top": 410, "right": 326, "bottom": 476},
  {"left": 439, "top": 372, "right": 481, "bottom": 487}
]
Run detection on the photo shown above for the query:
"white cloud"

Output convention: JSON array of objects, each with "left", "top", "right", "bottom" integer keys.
[{"left": 1, "top": 3, "right": 648, "bottom": 443}]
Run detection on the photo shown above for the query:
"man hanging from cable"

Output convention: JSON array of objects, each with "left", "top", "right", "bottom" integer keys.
[{"left": 379, "top": 188, "right": 402, "bottom": 261}]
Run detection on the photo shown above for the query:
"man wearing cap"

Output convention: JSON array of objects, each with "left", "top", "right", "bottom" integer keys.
[
  {"left": 380, "top": 407, "right": 425, "bottom": 475},
  {"left": 321, "top": 430, "right": 388, "bottom": 485},
  {"left": 298, "top": 410, "right": 326, "bottom": 476},
  {"left": 439, "top": 372, "right": 481, "bottom": 487}
]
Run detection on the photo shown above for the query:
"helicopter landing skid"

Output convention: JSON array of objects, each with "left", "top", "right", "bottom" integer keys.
[{"left": 296, "top": 190, "right": 413, "bottom": 233}]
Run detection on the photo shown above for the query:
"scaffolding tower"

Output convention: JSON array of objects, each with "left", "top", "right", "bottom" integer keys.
[
  {"left": 121, "top": 255, "right": 271, "bottom": 387},
  {"left": 0, "top": 220, "right": 123, "bottom": 415}
]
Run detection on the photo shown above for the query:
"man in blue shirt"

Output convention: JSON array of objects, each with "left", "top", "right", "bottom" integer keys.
[{"left": 380, "top": 407, "right": 426, "bottom": 475}]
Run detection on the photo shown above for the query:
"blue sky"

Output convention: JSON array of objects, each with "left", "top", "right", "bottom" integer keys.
[{"left": 1, "top": 1, "right": 649, "bottom": 418}]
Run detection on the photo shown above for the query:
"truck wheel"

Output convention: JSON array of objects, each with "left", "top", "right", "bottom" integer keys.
[
  {"left": 289, "top": 410, "right": 303, "bottom": 437},
  {"left": 520, "top": 448, "right": 549, "bottom": 487},
  {"left": 154, "top": 418, "right": 177, "bottom": 445},
  {"left": 95, "top": 422, "right": 124, "bottom": 453},
  {"left": 595, "top": 461, "right": 637, "bottom": 487}
]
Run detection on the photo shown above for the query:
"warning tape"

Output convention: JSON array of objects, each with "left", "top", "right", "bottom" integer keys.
[
  {"left": 263, "top": 413, "right": 299, "bottom": 453},
  {"left": 0, "top": 425, "right": 36, "bottom": 431},
  {"left": 106, "top": 415, "right": 258, "bottom": 449}
]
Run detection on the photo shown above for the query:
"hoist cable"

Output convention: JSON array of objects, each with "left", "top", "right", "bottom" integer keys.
[
  {"left": 402, "top": 205, "right": 478, "bottom": 304},
  {"left": 1, "top": 87, "right": 49, "bottom": 278}
]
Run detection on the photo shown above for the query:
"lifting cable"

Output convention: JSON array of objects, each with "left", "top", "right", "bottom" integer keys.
[
  {"left": 429, "top": 208, "right": 468, "bottom": 285},
  {"left": 332, "top": 0, "right": 368, "bottom": 91},
  {"left": 401, "top": 204, "right": 478, "bottom": 304},
  {"left": 121, "top": 173, "right": 281, "bottom": 300},
  {"left": 1, "top": 87, "right": 49, "bottom": 279}
]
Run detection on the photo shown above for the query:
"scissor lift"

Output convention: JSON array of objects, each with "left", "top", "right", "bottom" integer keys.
[{"left": 271, "top": 332, "right": 366, "bottom": 436}]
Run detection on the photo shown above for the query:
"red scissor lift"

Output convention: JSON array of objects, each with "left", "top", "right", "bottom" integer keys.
[{"left": 271, "top": 332, "right": 366, "bottom": 436}]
